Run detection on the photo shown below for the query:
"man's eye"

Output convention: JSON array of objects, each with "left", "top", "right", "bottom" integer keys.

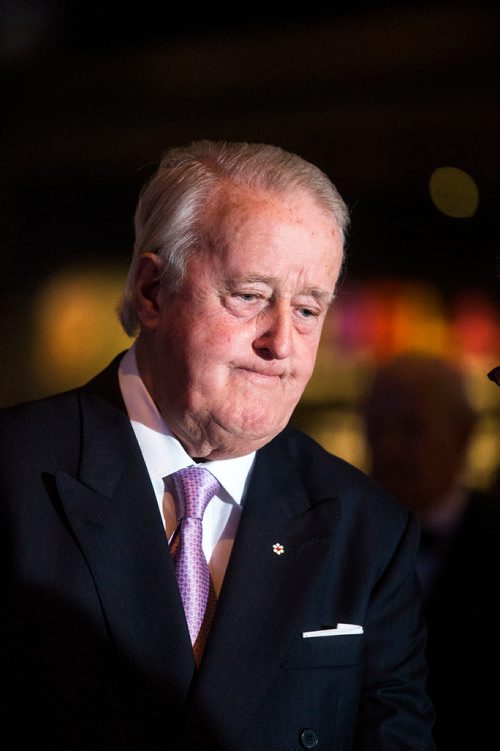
[
  {"left": 298, "top": 307, "right": 318, "bottom": 318},
  {"left": 235, "top": 293, "right": 259, "bottom": 302}
]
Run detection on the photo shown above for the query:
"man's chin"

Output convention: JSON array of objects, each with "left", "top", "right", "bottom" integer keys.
[{"left": 175, "top": 401, "right": 295, "bottom": 459}]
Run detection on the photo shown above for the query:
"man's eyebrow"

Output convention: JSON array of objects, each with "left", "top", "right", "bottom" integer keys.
[
  {"left": 225, "top": 275, "right": 334, "bottom": 304},
  {"left": 225, "top": 274, "right": 276, "bottom": 288},
  {"left": 307, "top": 287, "right": 335, "bottom": 305}
]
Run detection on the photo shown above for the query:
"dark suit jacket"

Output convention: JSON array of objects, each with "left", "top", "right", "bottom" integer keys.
[
  {"left": 421, "top": 490, "right": 500, "bottom": 750},
  {"left": 0, "top": 356, "right": 435, "bottom": 750}
]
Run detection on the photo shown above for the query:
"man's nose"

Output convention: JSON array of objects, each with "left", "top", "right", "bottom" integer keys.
[{"left": 253, "top": 305, "right": 293, "bottom": 360}]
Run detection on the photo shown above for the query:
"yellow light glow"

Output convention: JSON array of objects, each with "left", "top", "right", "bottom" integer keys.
[
  {"left": 33, "top": 265, "right": 132, "bottom": 392},
  {"left": 429, "top": 166, "right": 479, "bottom": 218}
]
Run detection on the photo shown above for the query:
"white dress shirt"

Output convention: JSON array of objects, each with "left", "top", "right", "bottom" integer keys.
[{"left": 118, "top": 344, "right": 256, "bottom": 596}]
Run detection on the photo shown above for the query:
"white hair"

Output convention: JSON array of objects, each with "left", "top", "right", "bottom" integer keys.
[{"left": 118, "top": 139, "right": 349, "bottom": 336}]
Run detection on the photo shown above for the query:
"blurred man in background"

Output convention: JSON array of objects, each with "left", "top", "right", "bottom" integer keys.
[{"left": 362, "top": 352, "right": 500, "bottom": 750}]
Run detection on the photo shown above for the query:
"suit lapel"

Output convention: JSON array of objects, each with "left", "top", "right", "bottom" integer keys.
[
  {"left": 190, "top": 436, "right": 341, "bottom": 745},
  {"left": 57, "top": 378, "right": 196, "bottom": 701}
]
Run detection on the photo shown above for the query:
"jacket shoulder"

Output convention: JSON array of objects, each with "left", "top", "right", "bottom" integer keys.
[
  {"left": 0, "top": 356, "right": 123, "bottom": 470},
  {"left": 277, "top": 423, "right": 410, "bottom": 522},
  {"left": 0, "top": 387, "right": 81, "bottom": 431},
  {"left": 0, "top": 389, "right": 83, "bottom": 470}
]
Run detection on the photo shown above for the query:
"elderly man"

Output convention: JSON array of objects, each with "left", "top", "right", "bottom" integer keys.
[{"left": 0, "top": 141, "right": 435, "bottom": 749}]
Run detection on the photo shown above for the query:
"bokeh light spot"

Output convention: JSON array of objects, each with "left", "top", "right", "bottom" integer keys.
[
  {"left": 33, "top": 264, "right": 132, "bottom": 392},
  {"left": 429, "top": 166, "right": 479, "bottom": 218}
]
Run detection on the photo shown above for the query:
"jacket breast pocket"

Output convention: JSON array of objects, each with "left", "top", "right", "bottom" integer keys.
[{"left": 281, "top": 632, "right": 364, "bottom": 669}]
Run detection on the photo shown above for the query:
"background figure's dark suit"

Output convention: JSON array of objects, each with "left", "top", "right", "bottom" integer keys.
[
  {"left": 0, "top": 357, "right": 434, "bottom": 750},
  {"left": 421, "top": 490, "right": 500, "bottom": 751}
]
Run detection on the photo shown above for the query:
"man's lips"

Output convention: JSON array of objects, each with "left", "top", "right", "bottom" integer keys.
[{"left": 236, "top": 366, "right": 285, "bottom": 379}]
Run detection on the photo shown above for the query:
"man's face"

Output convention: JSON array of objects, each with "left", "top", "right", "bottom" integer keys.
[{"left": 136, "top": 185, "right": 343, "bottom": 459}]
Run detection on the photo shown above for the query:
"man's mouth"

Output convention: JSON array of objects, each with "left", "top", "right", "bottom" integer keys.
[{"left": 237, "top": 366, "right": 285, "bottom": 379}]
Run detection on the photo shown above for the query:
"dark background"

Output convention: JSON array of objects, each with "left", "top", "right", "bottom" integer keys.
[{"left": 1, "top": 1, "right": 499, "bottom": 407}]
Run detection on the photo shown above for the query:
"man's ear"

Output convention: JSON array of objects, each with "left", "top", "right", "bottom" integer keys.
[{"left": 133, "top": 252, "right": 164, "bottom": 330}]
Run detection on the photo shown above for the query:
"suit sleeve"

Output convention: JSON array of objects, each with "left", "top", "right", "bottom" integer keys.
[{"left": 353, "top": 512, "right": 436, "bottom": 750}]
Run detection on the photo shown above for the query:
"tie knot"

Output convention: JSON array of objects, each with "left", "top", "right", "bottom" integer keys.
[{"left": 172, "top": 466, "right": 221, "bottom": 520}]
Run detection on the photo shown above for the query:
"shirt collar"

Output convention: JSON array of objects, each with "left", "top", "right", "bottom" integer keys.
[{"left": 118, "top": 343, "right": 256, "bottom": 504}]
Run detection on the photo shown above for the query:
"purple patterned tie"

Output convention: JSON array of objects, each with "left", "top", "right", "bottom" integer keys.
[{"left": 171, "top": 466, "right": 221, "bottom": 661}]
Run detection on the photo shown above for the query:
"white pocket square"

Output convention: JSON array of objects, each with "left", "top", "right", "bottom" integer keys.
[{"left": 302, "top": 623, "right": 364, "bottom": 638}]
